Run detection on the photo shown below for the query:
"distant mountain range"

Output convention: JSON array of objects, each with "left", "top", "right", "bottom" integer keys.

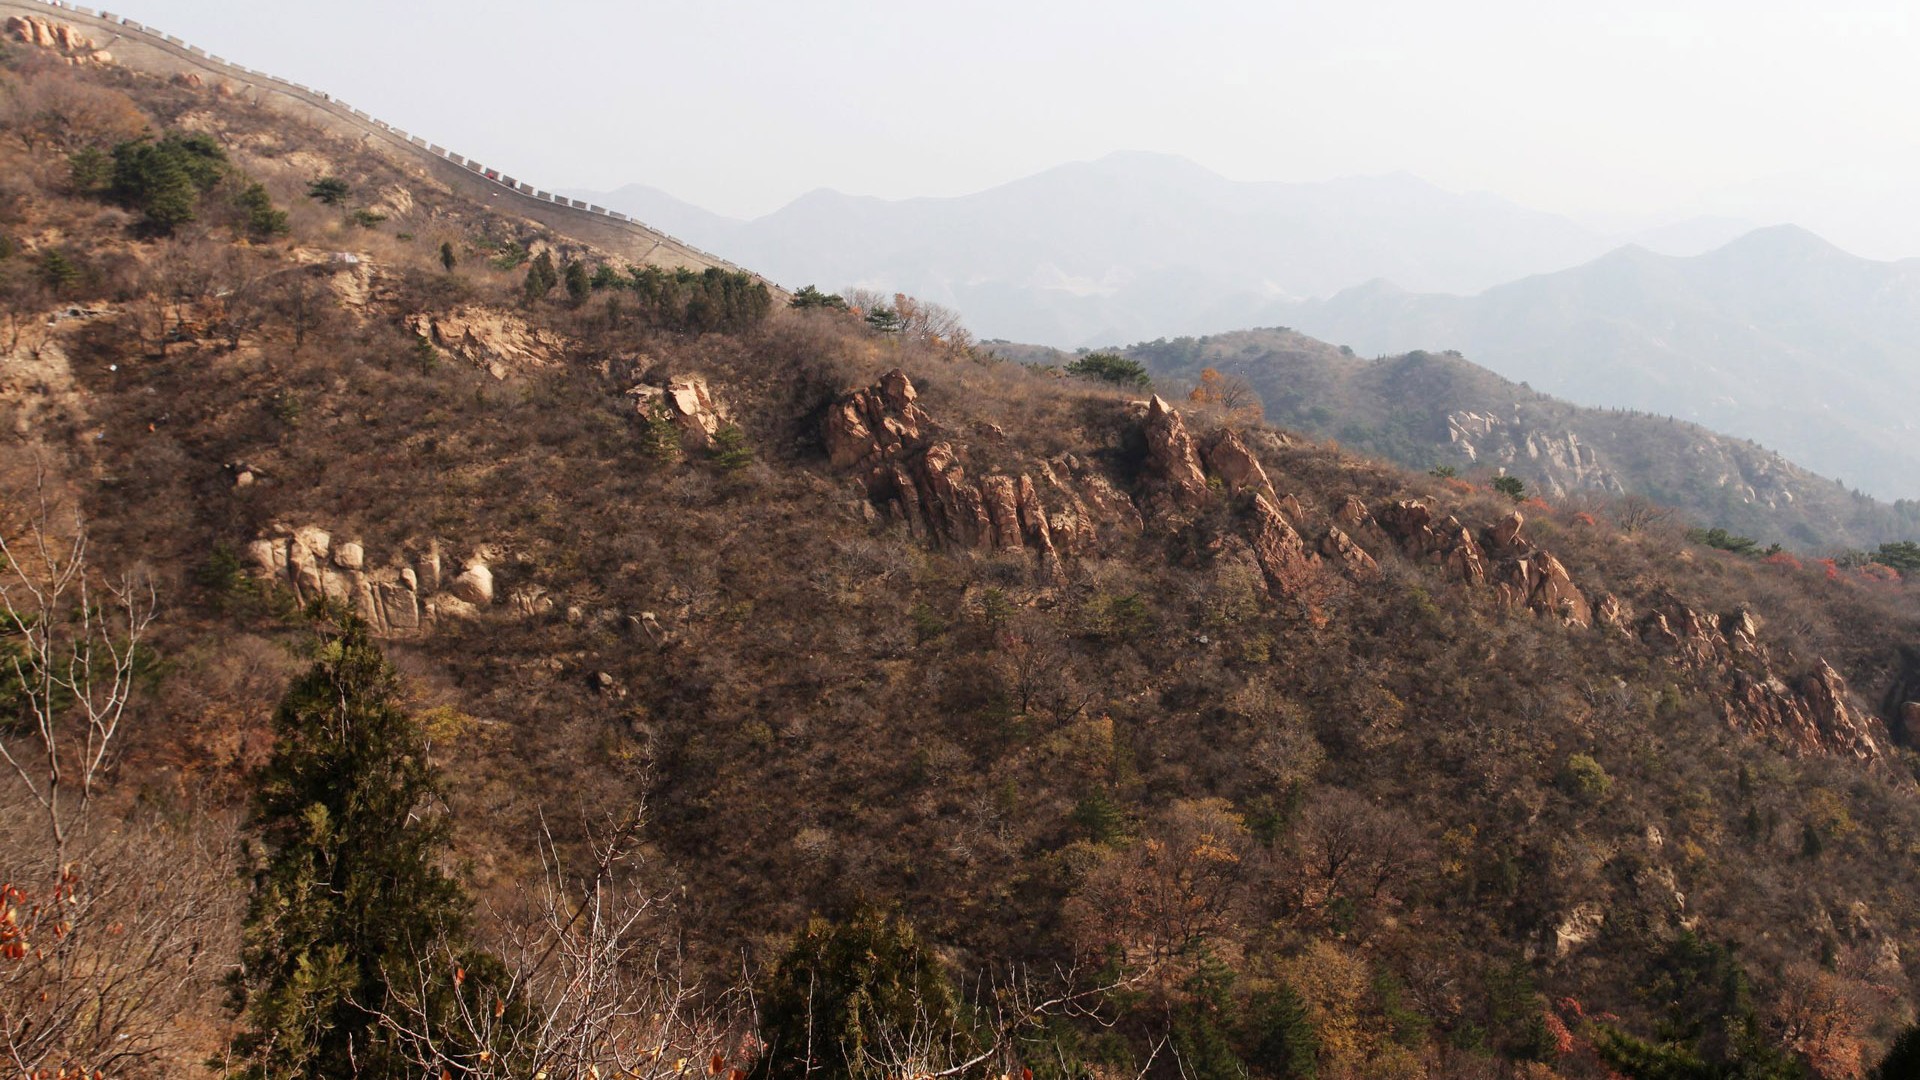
[
  {"left": 1089, "top": 328, "right": 1918, "bottom": 551},
  {"left": 1265, "top": 226, "right": 1920, "bottom": 501},
  {"left": 566, "top": 152, "right": 1756, "bottom": 346},
  {"left": 574, "top": 159, "right": 1920, "bottom": 503}
]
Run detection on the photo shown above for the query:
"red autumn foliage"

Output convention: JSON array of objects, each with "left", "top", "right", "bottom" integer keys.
[{"left": 1763, "top": 551, "right": 1804, "bottom": 573}]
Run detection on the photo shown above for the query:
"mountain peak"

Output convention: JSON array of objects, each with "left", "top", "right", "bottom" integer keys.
[{"left": 1707, "top": 223, "right": 1850, "bottom": 262}]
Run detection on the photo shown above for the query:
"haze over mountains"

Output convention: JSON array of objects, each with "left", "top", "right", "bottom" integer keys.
[
  {"left": 579, "top": 155, "right": 1920, "bottom": 503},
  {"left": 567, "top": 152, "right": 1757, "bottom": 346},
  {"left": 1269, "top": 226, "right": 1920, "bottom": 501}
]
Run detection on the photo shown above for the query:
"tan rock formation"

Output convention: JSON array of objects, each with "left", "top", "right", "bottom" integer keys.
[
  {"left": 1203, "top": 429, "right": 1278, "bottom": 504},
  {"left": 629, "top": 373, "right": 731, "bottom": 450},
  {"left": 1246, "top": 495, "right": 1320, "bottom": 599},
  {"left": 1490, "top": 510, "right": 1525, "bottom": 549},
  {"left": 1335, "top": 494, "right": 1373, "bottom": 530},
  {"left": 1141, "top": 396, "right": 1211, "bottom": 514},
  {"left": 449, "top": 560, "right": 495, "bottom": 606},
  {"left": 407, "top": 307, "right": 564, "bottom": 379},
  {"left": 826, "top": 371, "right": 1136, "bottom": 559},
  {"left": 823, "top": 367, "right": 931, "bottom": 470},
  {"left": 1318, "top": 526, "right": 1379, "bottom": 580},
  {"left": 1376, "top": 500, "right": 1487, "bottom": 586},
  {"left": 5, "top": 16, "right": 107, "bottom": 61},
  {"left": 242, "top": 528, "right": 534, "bottom": 635},
  {"left": 1497, "top": 551, "right": 1592, "bottom": 627}
]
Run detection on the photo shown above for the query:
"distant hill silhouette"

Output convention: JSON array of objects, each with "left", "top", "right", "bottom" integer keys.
[
  {"left": 1097, "top": 327, "right": 1920, "bottom": 550},
  {"left": 1266, "top": 225, "right": 1920, "bottom": 500},
  {"left": 573, "top": 152, "right": 1641, "bottom": 345}
]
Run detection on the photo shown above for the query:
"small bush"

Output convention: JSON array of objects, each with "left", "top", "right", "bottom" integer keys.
[
  {"left": 1559, "top": 752, "right": 1612, "bottom": 802},
  {"left": 306, "top": 176, "right": 351, "bottom": 205}
]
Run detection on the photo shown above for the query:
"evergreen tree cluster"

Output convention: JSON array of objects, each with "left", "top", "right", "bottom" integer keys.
[
  {"left": 227, "top": 614, "right": 510, "bottom": 1079},
  {"left": 106, "top": 132, "right": 228, "bottom": 234},
  {"left": 620, "top": 265, "right": 774, "bottom": 333}
]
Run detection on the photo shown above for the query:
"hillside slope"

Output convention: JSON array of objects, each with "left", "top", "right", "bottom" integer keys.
[
  {"left": 7, "top": 27, "right": 1920, "bottom": 1080},
  {"left": 1270, "top": 226, "right": 1920, "bottom": 501},
  {"left": 0, "top": 0, "right": 761, "bottom": 278},
  {"left": 1119, "top": 328, "right": 1920, "bottom": 551}
]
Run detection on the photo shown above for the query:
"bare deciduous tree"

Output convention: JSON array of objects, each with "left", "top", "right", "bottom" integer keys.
[
  {"left": 375, "top": 812, "right": 749, "bottom": 1080},
  {"left": 0, "top": 468, "right": 240, "bottom": 1078},
  {"left": 0, "top": 474, "right": 156, "bottom": 864}
]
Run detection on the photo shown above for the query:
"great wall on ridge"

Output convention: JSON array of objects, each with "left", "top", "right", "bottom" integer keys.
[{"left": 0, "top": 0, "right": 770, "bottom": 282}]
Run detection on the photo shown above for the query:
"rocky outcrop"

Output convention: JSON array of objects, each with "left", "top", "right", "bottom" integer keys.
[
  {"left": 1553, "top": 903, "right": 1607, "bottom": 959},
  {"left": 1246, "top": 495, "right": 1319, "bottom": 599},
  {"left": 1141, "top": 396, "right": 1211, "bottom": 515},
  {"left": 1633, "top": 601, "right": 1889, "bottom": 762},
  {"left": 1376, "top": 500, "right": 1487, "bottom": 586},
  {"left": 1335, "top": 495, "right": 1373, "bottom": 531},
  {"left": 246, "top": 527, "right": 512, "bottom": 635},
  {"left": 1373, "top": 499, "right": 1590, "bottom": 624},
  {"left": 1203, "top": 429, "right": 1278, "bottom": 504},
  {"left": 628, "top": 374, "right": 731, "bottom": 450},
  {"left": 827, "top": 371, "right": 1136, "bottom": 561},
  {"left": 1494, "top": 551, "right": 1593, "bottom": 627},
  {"left": 825, "top": 368, "right": 930, "bottom": 470},
  {"left": 1318, "top": 526, "right": 1379, "bottom": 580},
  {"left": 407, "top": 307, "right": 564, "bottom": 379},
  {"left": 5, "top": 16, "right": 113, "bottom": 63}
]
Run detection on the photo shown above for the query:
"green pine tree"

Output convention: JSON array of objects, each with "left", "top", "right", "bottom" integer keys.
[
  {"left": 564, "top": 259, "right": 592, "bottom": 304},
  {"left": 752, "top": 905, "right": 971, "bottom": 1080},
  {"left": 523, "top": 250, "right": 558, "bottom": 302},
  {"left": 1246, "top": 983, "right": 1320, "bottom": 1079},
  {"left": 235, "top": 182, "right": 290, "bottom": 240},
  {"left": 226, "top": 614, "right": 493, "bottom": 1080}
]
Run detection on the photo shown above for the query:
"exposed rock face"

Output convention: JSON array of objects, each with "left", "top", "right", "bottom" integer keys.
[
  {"left": 245, "top": 527, "right": 512, "bottom": 635},
  {"left": 1495, "top": 551, "right": 1592, "bottom": 627},
  {"left": 629, "top": 374, "right": 731, "bottom": 450},
  {"left": 1141, "top": 396, "right": 1211, "bottom": 515},
  {"left": 826, "top": 371, "right": 1133, "bottom": 560},
  {"left": 1443, "top": 410, "right": 1623, "bottom": 499},
  {"left": 407, "top": 307, "right": 564, "bottom": 379},
  {"left": 1594, "top": 593, "right": 1630, "bottom": 634},
  {"left": 449, "top": 560, "right": 495, "bottom": 606},
  {"left": 1795, "top": 661, "right": 1884, "bottom": 764},
  {"left": 1376, "top": 500, "right": 1487, "bottom": 586},
  {"left": 1490, "top": 510, "right": 1525, "bottom": 549},
  {"left": 1554, "top": 903, "right": 1607, "bottom": 959},
  {"left": 1635, "top": 602, "right": 1889, "bottom": 762},
  {"left": 825, "top": 368, "right": 931, "bottom": 470},
  {"left": 1246, "top": 495, "right": 1319, "bottom": 598},
  {"left": 1318, "top": 526, "right": 1379, "bottom": 580},
  {"left": 1203, "top": 429, "right": 1278, "bottom": 504},
  {"left": 4, "top": 16, "right": 112, "bottom": 63},
  {"left": 1335, "top": 495, "right": 1373, "bottom": 530}
]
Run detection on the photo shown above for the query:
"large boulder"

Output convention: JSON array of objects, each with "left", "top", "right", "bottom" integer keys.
[
  {"left": 630, "top": 373, "right": 733, "bottom": 450},
  {"left": 448, "top": 560, "right": 495, "bottom": 606}
]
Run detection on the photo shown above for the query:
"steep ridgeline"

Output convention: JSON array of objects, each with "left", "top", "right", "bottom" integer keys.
[
  {"left": 823, "top": 370, "right": 1891, "bottom": 764},
  {"left": 0, "top": 2, "right": 763, "bottom": 279},
  {"left": 1123, "top": 328, "right": 1919, "bottom": 551}
]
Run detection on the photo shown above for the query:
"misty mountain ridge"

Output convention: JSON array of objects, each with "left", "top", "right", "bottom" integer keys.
[
  {"left": 569, "top": 151, "right": 1753, "bottom": 344},
  {"left": 1268, "top": 223, "right": 1920, "bottom": 501}
]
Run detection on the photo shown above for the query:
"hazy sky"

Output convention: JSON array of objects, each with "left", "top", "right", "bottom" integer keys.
[{"left": 113, "top": 0, "right": 1920, "bottom": 255}]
